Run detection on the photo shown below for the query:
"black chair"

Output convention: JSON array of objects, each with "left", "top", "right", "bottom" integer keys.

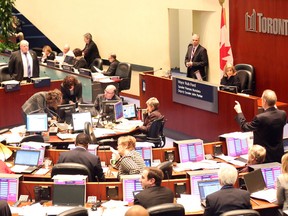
[
  {"left": 51, "top": 163, "right": 93, "bottom": 182},
  {"left": 156, "top": 161, "right": 173, "bottom": 179},
  {"left": 57, "top": 207, "right": 88, "bottom": 216},
  {"left": 0, "top": 65, "right": 12, "bottom": 82},
  {"left": 115, "top": 62, "right": 132, "bottom": 92},
  {"left": 220, "top": 209, "right": 260, "bottom": 216},
  {"left": 90, "top": 58, "right": 103, "bottom": 71},
  {"left": 235, "top": 63, "right": 255, "bottom": 94},
  {"left": 147, "top": 203, "right": 185, "bottom": 216},
  {"left": 84, "top": 122, "right": 97, "bottom": 144},
  {"left": 20, "top": 134, "right": 44, "bottom": 143},
  {"left": 0, "top": 200, "right": 12, "bottom": 216}
]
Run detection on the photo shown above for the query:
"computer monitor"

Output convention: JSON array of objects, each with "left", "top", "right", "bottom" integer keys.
[
  {"left": 261, "top": 166, "right": 281, "bottom": 189},
  {"left": 283, "top": 138, "right": 288, "bottom": 152},
  {"left": 123, "top": 104, "right": 137, "bottom": 119},
  {"left": 78, "top": 103, "right": 98, "bottom": 117},
  {"left": 188, "top": 170, "right": 219, "bottom": 196},
  {"left": 121, "top": 175, "right": 142, "bottom": 203},
  {"left": 219, "top": 85, "right": 238, "bottom": 94},
  {"left": 78, "top": 68, "right": 92, "bottom": 77},
  {"left": 63, "top": 56, "right": 75, "bottom": 65},
  {"left": 135, "top": 144, "right": 153, "bottom": 167},
  {"left": 26, "top": 113, "right": 48, "bottom": 133},
  {"left": 102, "top": 100, "right": 123, "bottom": 122},
  {"left": 62, "top": 64, "right": 74, "bottom": 72},
  {"left": 72, "top": 112, "right": 92, "bottom": 132},
  {"left": 114, "top": 101, "right": 124, "bottom": 122},
  {"left": 57, "top": 103, "right": 76, "bottom": 124},
  {"left": 198, "top": 179, "right": 221, "bottom": 201},
  {"left": 0, "top": 174, "right": 22, "bottom": 202},
  {"left": 14, "top": 149, "right": 41, "bottom": 166},
  {"left": 226, "top": 137, "right": 249, "bottom": 157},
  {"left": 176, "top": 139, "right": 205, "bottom": 163}
]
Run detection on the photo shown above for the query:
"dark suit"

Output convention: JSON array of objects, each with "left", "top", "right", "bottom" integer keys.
[
  {"left": 134, "top": 186, "right": 174, "bottom": 209},
  {"left": 42, "top": 52, "right": 55, "bottom": 63},
  {"left": 103, "top": 60, "right": 119, "bottom": 76},
  {"left": 185, "top": 44, "right": 208, "bottom": 80},
  {"left": 61, "top": 82, "right": 83, "bottom": 104},
  {"left": 236, "top": 106, "right": 287, "bottom": 163},
  {"left": 73, "top": 57, "right": 87, "bottom": 69},
  {"left": 83, "top": 40, "right": 101, "bottom": 67},
  {"left": 220, "top": 75, "right": 241, "bottom": 92},
  {"left": 204, "top": 185, "right": 251, "bottom": 216},
  {"left": 8, "top": 50, "right": 39, "bottom": 81},
  {"left": 139, "top": 109, "right": 162, "bottom": 133},
  {"left": 57, "top": 147, "right": 105, "bottom": 182}
]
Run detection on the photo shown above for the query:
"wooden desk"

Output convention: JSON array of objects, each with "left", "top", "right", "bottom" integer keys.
[{"left": 139, "top": 74, "right": 288, "bottom": 141}]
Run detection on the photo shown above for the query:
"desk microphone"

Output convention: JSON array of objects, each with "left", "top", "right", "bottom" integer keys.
[{"left": 95, "top": 176, "right": 102, "bottom": 207}]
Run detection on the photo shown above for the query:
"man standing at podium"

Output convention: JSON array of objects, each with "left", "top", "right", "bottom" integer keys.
[
  {"left": 8, "top": 40, "right": 39, "bottom": 81},
  {"left": 184, "top": 34, "right": 208, "bottom": 81},
  {"left": 234, "top": 89, "right": 287, "bottom": 163}
]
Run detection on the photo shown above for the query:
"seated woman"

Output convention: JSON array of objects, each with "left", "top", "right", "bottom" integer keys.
[
  {"left": 61, "top": 75, "right": 82, "bottom": 104},
  {"left": 139, "top": 97, "right": 162, "bottom": 134},
  {"left": 112, "top": 136, "right": 145, "bottom": 176},
  {"left": 277, "top": 153, "right": 288, "bottom": 213},
  {"left": 41, "top": 45, "right": 55, "bottom": 63},
  {"left": 73, "top": 48, "right": 87, "bottom": 69},
  {"left": 220, "top": 63, "right": 241, "bottom": 92},
  {"left": 239, "top": 145, "right": 266, "bottom": 173}
]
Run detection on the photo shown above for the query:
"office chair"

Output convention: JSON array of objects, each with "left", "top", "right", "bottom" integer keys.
[
  {"left": 147, "top": 203, "right": 185, "bottom": 216},
  {"left": 57, "top": 207, "right": 88, "bottom": 216},
  {"left": 84, "top": 122, "right": 97, "bottom": 144},
  {"left": 115, "top": 62, "right": 132, "bottom": 93},
  {"left": 20, "top": 134, "right": 44, "bottom": 143},
  {"left": 0, "top": 65, "right": 12, "bottom": 82},
  {"left": 90, "top": 58, "right": 103, "bottom": 71},
  {"left": 235, "top": 63, "right": 255, "bottom": 94},
  {"left": 51, "top": 163, "right": 93, "bottom": 182},
  {"left": 156, "top": 161, "right": 173, "bottom": 180},
  {"left": 0, "top": 200, "right": 12, "bottom": 216},
  {"left": 220, "top": 209, "right": 260, "bottom": 216}
]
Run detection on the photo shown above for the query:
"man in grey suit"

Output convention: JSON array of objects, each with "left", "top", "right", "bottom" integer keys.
[
  {"left": 8, "top": 40, "right": 39, "bottom": 81},
  {"left": 57, "top": 133, "right": 105, "bottom": 182},
  {"left": 185, "top": 34, "right": 208, "bottom": 80},
  {"left": 234, "top": 89, "right": 287, "bottom": 163}
]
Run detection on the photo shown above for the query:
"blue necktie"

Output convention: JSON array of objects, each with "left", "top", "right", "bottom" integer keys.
[{"left": 25, "top": 53, "right": 32, "bottom": 78}]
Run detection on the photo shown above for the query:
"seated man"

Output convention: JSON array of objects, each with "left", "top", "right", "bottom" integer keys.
[
  {"left": 134, "top": 167, "right": 174, "bottom": 208},
  {"left": 138, "top": 97, "right": 162, "bottom": 134},
  {"left": 204, "top": 164, "right": 251, "bottom": 216},
  {"left": 57, "top": 133, "right": 105, "bottom": 182},
  {"left": 94, "top": 85, "right": 120, "bottom": 112},
  {"left": 102, "top": 53, "right": 119, "bottom": 76}
]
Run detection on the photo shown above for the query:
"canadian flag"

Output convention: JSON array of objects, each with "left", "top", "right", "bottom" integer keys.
[{"left": 220, "top": 6, "right": 233, "bottom": 73}]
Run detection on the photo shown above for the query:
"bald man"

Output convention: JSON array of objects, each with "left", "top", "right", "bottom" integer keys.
[
  {"left": 125, "top": 205, "right": 149, "bottom": 216},
  {"left": 8, "top": 40, "right": 39, "bottom": 81},
  {"left": 184, "top": 34, "right": 208, "bottom": 80},
  {"left": 94, "top": 85, "right": 120, "bottom": 112},
  {"left": 234, "top": 89, "right": 287, "bottom": 163}
]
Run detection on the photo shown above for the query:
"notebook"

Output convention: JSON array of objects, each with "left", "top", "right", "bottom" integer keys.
[
  {"left": 243, "top": 168, "right": 277, "bottom": 203},
  {"left": 11, "top": 149, "right": 41, "bottom": 174},
  {"left": 197, "top": 179, "right": 221, "bottom": 207}
]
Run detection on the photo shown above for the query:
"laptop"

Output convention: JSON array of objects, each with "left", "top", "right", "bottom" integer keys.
[
  {"left": 197, "top": 179, "right": 221, "bottom": 207},
  {"left": 11, "top": 149, "right": 41, "bottom": 174},
  {"left": 243, "top": 168, "right": 277, "bottom": 203}
]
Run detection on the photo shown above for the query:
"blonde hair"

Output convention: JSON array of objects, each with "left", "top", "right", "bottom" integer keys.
[
  {"left": 46, "top": 89, "right": 62, "bottom": 107},
  {"left": 249, "top": 145, "right": 266, "bottom": 164},
  {"left": 281, "top": 153, "right": 288, "bottom": 174},
  {"left": 146, "top": 97, "right": 159, "bottom": 110},
  {"left": 118, "top": 136, "right": 136, "bottom": 150},
  {"left": 223, "top": 63, "right": 237, "bottom": 77}
]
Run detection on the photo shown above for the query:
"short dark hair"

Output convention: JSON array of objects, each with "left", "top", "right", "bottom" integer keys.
[
  {"left": 146, "top": 167, "right": 164, "bottom": 186},
  {"left": 73, "top": 48, "right": 82, "bottom": 57},
  {"left": 75, "top": 133, "right": 90, "bottom": 146}
]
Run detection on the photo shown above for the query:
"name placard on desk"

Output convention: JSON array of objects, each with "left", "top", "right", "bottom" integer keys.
[
  {"left": 172, "top": 76, "right": 218, "bottom": 113},
  {"left": 31, "top": 77, "right": 51, "bottom": 88},
  {"left": 1, "top": 80, "right": 20, "bottom": 92}
]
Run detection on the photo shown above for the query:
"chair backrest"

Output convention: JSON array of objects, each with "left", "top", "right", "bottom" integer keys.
[
  {"left": 90, "top": 58, "right": 103, "bottom": 71},
  {"left": 220, "top": 209, "right": 260, "bottom": 216},
  {"left": 147, "top": 117, "right": 165, "bottom": 138},
  {"left": 84, "top": 122, "right": 97, "bottom": 144},
  {"left": 147, "top": 203, "right": 185, "bottom": 216},
  {"left": 156, "top": 161, "right": 173, "bottom": 179},
  {"left": 57, "top": 207, "right": 88, "bottom": 216},
  {"left": 0, "top": 200, "right": 12, "bottom": 216},
  {"left": 235, "top": 63, "right": 255, "bottom": 94},
  {"left": 0, "top": 65, "right": 12, "bottom": 82},
  {"left": 51, "top": 163, "right": 92, "bottom": 182},
  {"left": 115, "top": 62, "right": 132, "bottom": 92},
  {"left": 20, "top": 134, "right": 44, "bottom": 143}
]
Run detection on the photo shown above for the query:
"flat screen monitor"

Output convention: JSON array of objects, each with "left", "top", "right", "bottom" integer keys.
[
  {"left": 53, "top": 178, "right": 86, "bottom": 206},
  {"left": 123, "top": 104, "right": 137, "bottom": 119},
  {"left": 114, "top": 101, "right": 124, "bottom": 122},
  {"left": 0, "top": 174, "right": 22, "bottom": 202},
  {"left": 188, "top": 170, "right": 219, "bottom": 196},
  {"left": 283, "top": 138, "right": 288, "bottom": 152},
  {"left": 261, "top": 166, "right": 281, "bottom": 189},
  {"left": 26, "top": 113, "right": 48, "bottom": 133},
  {"left": 135, "top": 146, "right": 153, "bottom": 167},
  {"left": 198, "top": 179, "right": 221, "bottom": 201},
  {"left": 78, "top": 103, "right": 98, "bottom": 117},
  {"left": 72, "top": 112, "right": 92, "bottom": 132},
  {"left": 121, "top": 175, "right": 142, "bottom": 203},
  {"left": 176, "top": 139, "right": 205, "bottom": 163},
  {"left": 219, "top": 85, "right": 238, "bottom": 94},
  {"left": 102, "top": 100, "right": 123, "bottom": 122},
  {"left": 63, "top": 56, "right": 75, "bottom": 65},
  {"left": 14, "top": 149, "right": 41, "bottom": 166},
  {"left": 62, "top": 64, "right": 74, "bottom": 72},
  {"left": 57, "top": 103, "right": 76, "bottom": 124},
  {"left": 226, "top": 137, "right": 249, "bottom": 157},
  {"left": 78, "top": 68, "right": 92, "bottom": 77}
]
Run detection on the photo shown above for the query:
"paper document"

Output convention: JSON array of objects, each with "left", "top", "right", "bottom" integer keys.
[
  {"left": 57, "top": 133, "right": 78, "bottom": 140},
  {"left": 251, "top": 188, "right": 277, "bottom": 203}
]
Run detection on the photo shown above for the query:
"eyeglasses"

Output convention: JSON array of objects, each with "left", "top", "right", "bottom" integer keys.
[{"left": 105, "top": 90, "right": 114, "bottom": 94}]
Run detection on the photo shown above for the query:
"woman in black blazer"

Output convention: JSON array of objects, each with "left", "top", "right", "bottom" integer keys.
[
  {"left": 73, "top": 48, "right": 87, "bottom": 69},
  {"left": 61, "top": 75, "right": 83, "bottom": 104},
  {"left": 41, "top": 45, "right": 55, "bottom": 63},
  {"left": 220, "top": 63, "right": 241, "bottom": 92}
]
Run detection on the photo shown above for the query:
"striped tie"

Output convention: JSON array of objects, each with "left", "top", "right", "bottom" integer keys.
[
  {"left": 190, "top": 47, "right": 195, "bottom": 61},
  {"left": 25, "top": 53, "right": 32, "bottom": 78}
]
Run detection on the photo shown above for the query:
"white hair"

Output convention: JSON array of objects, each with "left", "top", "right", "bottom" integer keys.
[
  {"left": 20, "top": 40, "right": 29, "bottom": 46},
  {"left": 218, "top": 164, "right": 238, "bottom": 186}
]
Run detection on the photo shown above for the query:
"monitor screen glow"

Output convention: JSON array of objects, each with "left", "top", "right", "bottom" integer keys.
[
  {"left": 114, "top": 101, "right": 124, "bottom": 122},
  {"left": 123, "top": 104, "right": 137, "bottom": 119},
  {"left": 0, "top": 174, "right": 21, "bottom": 202},
  {"left": 261, "top": 166, "right": 281, "bottom": 189},
  {"left": 122, "top": 175, "right": 142, "bottom": 203},
  {"left": 178, "top": 139, "right": 204, "bottom": 163},
  {"left": 26, "top": 113, "right": 48, "bottom": 132},
  {"left": 226, "top": 137, "right": 249, "bottom": 157},
  {"left": 72, "top": 112, "right": 92, "bottom": 132}
]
